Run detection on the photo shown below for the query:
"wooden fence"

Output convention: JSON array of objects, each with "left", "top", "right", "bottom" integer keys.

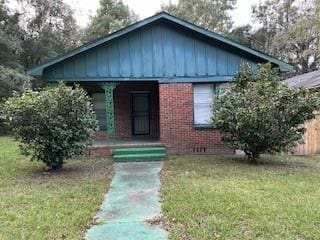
[{"left": 292, "top": 112, "right": 320, "bottom": 155}]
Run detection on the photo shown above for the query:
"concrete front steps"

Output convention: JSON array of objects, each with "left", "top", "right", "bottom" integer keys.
[{"left": 112, "top": 147, "right": 167, "bottom": 162}]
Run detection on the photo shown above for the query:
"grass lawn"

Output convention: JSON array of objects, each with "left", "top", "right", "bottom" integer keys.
[
  {"left": 162, "top": 154, "right": 320, "bottom": 240},
  {"left": 0, "top": 137, "right": 113, "bottom": 240}
]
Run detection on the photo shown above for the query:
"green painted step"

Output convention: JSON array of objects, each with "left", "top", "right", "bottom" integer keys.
[
  {"left": 112, "top": 147, "right": 167, "bottom": 162},
  {"left": 113, "top": 147, "right": 166, "bottom": 155},
  {"left": 113, "top": 153, "right": 166, "bottom": 162}
]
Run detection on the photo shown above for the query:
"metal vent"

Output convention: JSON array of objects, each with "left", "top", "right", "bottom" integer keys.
[{"left": 193, "top": 147, "right": 206, "bottom": 153}]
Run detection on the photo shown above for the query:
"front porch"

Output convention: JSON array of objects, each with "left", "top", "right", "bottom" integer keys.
[
  {"left": 80, "top": 81, "right": 160, "bottom": 140},
  {"left": 79, "top": 81, "right": 163, "bottom": 157}
]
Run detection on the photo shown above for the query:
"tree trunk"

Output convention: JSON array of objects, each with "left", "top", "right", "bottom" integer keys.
[
  {"left": 244, "top": 150, "right": 259, "bottom": 164},
  {"left": 250, "top": 155, "right": 259, "bottom": 164},
  {"left": 49, "top": 160, "right": 63, "bottom": 170}
]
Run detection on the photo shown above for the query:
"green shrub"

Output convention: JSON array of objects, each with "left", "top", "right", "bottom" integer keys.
[
  {"left": 3, "top": 82, "right": 98, "bottom": 169},
  {"left": 212, "top": 63, "right": 320, "bottom": 163},
  {"left": 0, "top": 66, "right": 32, "bottom": 135}
]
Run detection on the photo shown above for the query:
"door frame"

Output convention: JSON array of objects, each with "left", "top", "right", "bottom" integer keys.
[{"left": 131, "top": 91, "right": 151, "bottom": 136}]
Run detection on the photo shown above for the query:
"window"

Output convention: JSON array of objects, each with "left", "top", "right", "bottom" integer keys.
[
  {"left": 92, "top": 93, "right": 107, "bottom": 130},
  {"left": 193, "top": 83, "right": 224, "bottom": 126}
]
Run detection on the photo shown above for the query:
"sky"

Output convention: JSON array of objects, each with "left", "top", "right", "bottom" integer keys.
[{"left": 64, "top": 0, "right": 260, "bottom": 28}]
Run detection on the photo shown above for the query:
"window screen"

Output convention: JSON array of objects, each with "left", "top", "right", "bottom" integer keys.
[
  {"left": 193, "top": 83, "right": 224, "bottom": 125},
  {"left": 91, "top": 93, "right": 107, "bottom": 130}
]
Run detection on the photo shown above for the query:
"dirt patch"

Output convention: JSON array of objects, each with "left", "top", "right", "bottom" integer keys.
[
  {"left": 23, "top": 156, "right": 114, "bottom": 184},
  {"left": 148, "top": 215, "right": 191, "bottom": 240},
  {"left": 147, "top": 215, "right": 174, "bottom": 233}
]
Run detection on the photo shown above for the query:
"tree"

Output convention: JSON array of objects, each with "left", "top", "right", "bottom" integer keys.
[
  {"left": 0, "top": 1, "right": 32, "bottom": 134},
  {"left": 0, "top": 1, "right": 30, "bottom": 95},
  {"left": 0, "top": 0, "right": 82, "bottom": 133},
  {"left": 252, "top": 0, "right": 320, "bottom": 73},
  {"left": 227, "top": 25, "right": 253, "bottom": 47},
  {"left": 3, "top": 83, "right": 98, "bottom": 169},
  {"left": 0, "top": 66, "right": 31, "bottom": 101},
  {"left": 212, "top": 63, "right": 319, "bottom": 163},
  {"left": 0, "top": 67, "right": 31, "bottom": 135},
  {"left": 271, "top": 5, "right": 320, "bottom": 73},
  {"left": 250, "top": 27, "right": 275, "bottom": 54},
  {"left": 0, "top": 0, "right": 24, "bottom": 69},
  {"left": 83, "top": 0, "right": 138, "bottom": 42},
  {"left": 228, "top": 25, "right": 278, "bottom": 54},
  {"left": 162, "top": 0, "right": 237, "bottom": 34},
  {"left": 15, "top": 0, "right": 81, "bottom": 68},
  {"left": 252, "top": 0, "right": 299, "bottom": 31}
]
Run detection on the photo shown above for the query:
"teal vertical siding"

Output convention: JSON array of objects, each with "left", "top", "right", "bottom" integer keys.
[
  {"left": 195, "top": 41, "right": 206, "bottom": 76},
  {"left": 141, "top": 29, "right": 153, "bottom": 77},
  {"left": 43, "top": 23, "right": 257, "bottom": 81},
  {"left": 206, "top": 46, "right": 217, "bottom": 75},
  {"left": 119, "top": 38, "right": 131, "bottom": 77},
  {"left": 152, "top": 26, "right": 164, "bottom": 77},
  {"left": 87, "top": 50, "right": 97, "bottom": 77},
  {"left": 108, "top": 41, "right": 119, "bottom": 77},
  {"left": 130, "top": 33, "right": 142, "bottom": 77},
  {"left": 217, "top": 49, "right": 228, "bottom": 75},
  {"left": 75, "top": 55, "right": 86, "bottom": 77},
  {"left": 185, "top": 37, "right": 196, "bottom": 76},
  {"left": 163, "top": 27, "right": 175, "bottom": 77},
  {"left": 63, "top": 60, "right": 74, "bottom": 78},
  {"left": 97, "top": 46, "right": 108, "bottom": 76},
  {"left": 173, "top": 31, "right": 185, "bottom": 76}
]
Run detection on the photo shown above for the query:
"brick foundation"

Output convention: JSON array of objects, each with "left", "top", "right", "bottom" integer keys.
[
  {"left": 86, "top": 146, "right": 112, "bottom": 157},
  {"left": 93, "top": 131, "right": 108, "bottom": 140},
  {"left": 159, "top": 83, "right": 233, "bottom": 154}
]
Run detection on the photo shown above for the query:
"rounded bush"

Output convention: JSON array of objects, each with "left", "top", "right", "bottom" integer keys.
[
  {"left": 3, "top": 82, "right": 98, "bottom": 169},
  {"left": 212, "top": 63, "right": 319, "bottom": 163}
]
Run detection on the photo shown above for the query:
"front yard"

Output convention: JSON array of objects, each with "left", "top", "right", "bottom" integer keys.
[
  {"left": 0, "top": 137, "right": 113, "bottom": 240},
  {"left": 2, "top": 136, "right": 320, "bottom": 240},
  {"left": 162, "top": 155, "right": 320, "bottom": 240}
]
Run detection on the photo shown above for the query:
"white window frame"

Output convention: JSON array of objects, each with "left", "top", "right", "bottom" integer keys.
[{"left": 193, "top": 83, "right": 223, "bottom": 127}]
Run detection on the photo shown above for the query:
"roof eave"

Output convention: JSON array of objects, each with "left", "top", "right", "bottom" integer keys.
[{"left": 279, "top": 64, "right": 294, "bottom": 72}]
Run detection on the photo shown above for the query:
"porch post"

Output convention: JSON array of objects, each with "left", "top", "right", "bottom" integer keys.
[{"left": 101, "top": 82, "right": 118, "bottom": 136}]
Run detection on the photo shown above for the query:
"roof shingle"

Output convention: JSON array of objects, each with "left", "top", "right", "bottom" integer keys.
[{"left": 283, "top": 70, "right": 320, "bottom": 88}]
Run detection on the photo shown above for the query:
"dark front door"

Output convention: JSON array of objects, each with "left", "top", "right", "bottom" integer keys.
[{"left": 132, "top": 93, "right": 150, "bottom": 135}]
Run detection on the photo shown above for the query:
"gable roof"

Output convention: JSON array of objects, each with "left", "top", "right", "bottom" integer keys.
[
  {"left": 283, "top": 70, "right": 320, "bottom": 88},
  {"left": 27, "top": 11, "right": 293, "bottom": 76}
]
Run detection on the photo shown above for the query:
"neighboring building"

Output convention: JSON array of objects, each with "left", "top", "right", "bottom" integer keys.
[
  {"left": 284, "top": 70, "right": 320, "bottom": 155},
  {"left": 27, "top": 12, "right": 292, "bottom": 154},
  {"left": 283, "top": 70, "right": 320, "bottom": 88}
]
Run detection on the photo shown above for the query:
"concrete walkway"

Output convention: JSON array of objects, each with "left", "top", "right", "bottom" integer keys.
[{"left": 85, "top": 162, "right": 168, "bottom": 240}]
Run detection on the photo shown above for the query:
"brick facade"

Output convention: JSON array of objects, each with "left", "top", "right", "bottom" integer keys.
[
  {"left": 90, "top": 82, "right": 160, "bottom": 140},
  {"left": 159, "top": 83, "right": 233, "bottom": 154},
  {"left": 90, "top": 82, "right": 232, "bottom": 155},
  {"left": 114, "top": 82, "right": 160, "bottom": 139}
]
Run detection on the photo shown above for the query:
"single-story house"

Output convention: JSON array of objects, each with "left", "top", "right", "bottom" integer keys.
[{"left": 27, "top": 12, "right": 293, "bottom": 155}]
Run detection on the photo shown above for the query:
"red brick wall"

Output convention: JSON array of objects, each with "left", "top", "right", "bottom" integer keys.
[
  {"left": 85, "top": 82, "right": 160, "bottom": 140},
  {"left": 159, "top": 83, "right": 233, "bottom": 154},
  {"left": 93, "top": 131, "right": 108, "bottom": 140},
  {"left": 114, "top": 82, "right": 160, "bottom": 139}
]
